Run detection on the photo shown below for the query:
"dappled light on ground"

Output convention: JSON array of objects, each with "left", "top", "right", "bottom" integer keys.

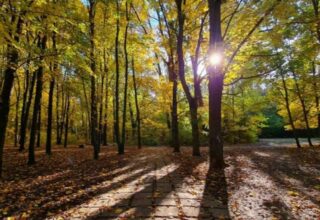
[
  {"left": 1, "top": 145, "right": 320, "bottom": 219},
  {"left": 226, "top": 146, "right": 320, "bottom": 219}
]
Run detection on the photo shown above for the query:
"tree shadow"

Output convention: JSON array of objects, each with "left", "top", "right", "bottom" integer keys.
[
  {"left": 227, "top": 147, "right": 320, "bottom": 219},
  {"left": 1, "top": 148, "right": 172, "bottom": 219},
  {"left": 198, "top": 167, "right": 230, "bottom": 219},
  {"left": 89, "top": 151, "right": 207, "bottom": 219}
]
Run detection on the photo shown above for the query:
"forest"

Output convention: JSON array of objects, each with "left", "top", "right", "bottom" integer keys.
[{"left": 0, "top": 0, "right": 320, "bottom": 219}]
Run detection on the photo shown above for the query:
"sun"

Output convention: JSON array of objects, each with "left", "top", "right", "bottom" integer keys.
[{"left": 208, "top": 52, "right": 222, "bottom": 66}]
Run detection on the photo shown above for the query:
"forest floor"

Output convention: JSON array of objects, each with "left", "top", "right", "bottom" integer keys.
[{"left": 1, "top": 141, "right": 320, "bottom": 219}]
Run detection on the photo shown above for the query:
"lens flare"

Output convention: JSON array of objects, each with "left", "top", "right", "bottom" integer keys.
[{"left": 208, "top": 53, "right": 222, "bottom": 66}]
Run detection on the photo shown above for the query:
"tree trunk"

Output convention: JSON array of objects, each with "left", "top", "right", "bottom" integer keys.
[
  {"left": 103, "top": 50, "right": 108, "bottom": 146},
  {"left": 14, "top": 82, "right": 20, "bottom": 148},
  {"left": 119, "top": 3, "right": 130, "bottom": 154},
  {"left": 19, "top": 69, "right": 36, "bottom": 151},
  {"left": 0, "top": 44, "right": 17, "bottom": 175},
  {"left": 132, "top": 57, "right": 142, "bottom": 149},
  {"left": 89, "top": 0, "right": 99, "bottom": 160},
  {"left": 63, "top": 94, "right": 70, "bottom": 148},
  {"left": 292, "top": 72, "right": 313, "bottom": 146},
  {"left": 312, "top": 62, "right": 320, "bottom": 136},
  {"left": 28, "top": 34, "right": 47, "bottom": 165},
  {"left": 19, "top": 58, "right": 30, "bottom": 150},
  {"left": 115, "top": 0, "right": 121, "bottom": 152},
  {"left": 129, "top": 101, "right": 136, "bottom": 138},
  {"left": 36, "top": 103, "right": 41, "bottom": 148},
  {"left": 56, "top": 82, "right": 61, "bottom": 145},
  {"left": 98, "top": 73, "right": 104, "bottom": 147},
  {"left": 280, "top": 71, "right": 301, "bottom": 148},
  {"left": 171, "top": 77, "right": 180, "bottom": 152},
  {"left": 176, "top": 0, "right": 200, "bottom": 156},
  {"left": 46, "top": 78, "right": 55, "bottom": 155},
  {"left": 207, "top": 0, "right": 224, "bottom": 168}
]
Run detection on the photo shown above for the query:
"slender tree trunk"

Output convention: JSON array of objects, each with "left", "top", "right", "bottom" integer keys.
[
  {"left": 207, "top": 0, "right": 224, "bottom": 168},
  {"left": 292, "top": 72, "right": 313, "bottom": 146},
  {"left": 312, "top": 62, "right": 320, "bottom": 136},
  {"left": 14, "top": 82, "right": 20, "bottom": 148},
  {"left": 56, "top": 82, "right": 61, "bottom": 144},
  {"left": 98, "top": 74, "right": 104, "bottom": 147},
  {"left": 115, "top": 0, "right": 121, "bottom": 152},
  {"left": 119, "top": 3, "right": 130, "bottom": 154},
  {"left": 81, "top": 78, "right": 91, "bottom": 144},
  {"left": 129, "top": 101, "right": 136, "bottom": 137},
  {"left": 89, "top": 0, "right": 99, "bottom": 159},
  {"left": 171, "top": 77, "right": 180, "bottom": 152},
  {"left": 64, "top": 94, "right": 70, "bottom": 148},
  {"left": 103, "top": 50, "right": 108, "bottom": 146},
  {"left": 46, "top": 78, "right": 55, "bottom": 155},
  {"left": 280, "top": 71, "right": 301, "bottom": 148},
  {"left": 19, "top": 58, "right": 30, "bottom": 150},
  {"left": 176, "top": 0, "right": 200, "bottom": 156},
  {"left": 19, "top": 69, "right": 36, "bottom": 151},
  {"left": 28, "top": 35, "right": 47, "bottom": 165},
  {"left": 36, "top": 104, "right": 41, "bottom": 148},
  {"left": 46, "top": 31, "right": 58, "bottom": 155},
  {"left": 132, "top": 58, "right": 142, "bottom": 148}
]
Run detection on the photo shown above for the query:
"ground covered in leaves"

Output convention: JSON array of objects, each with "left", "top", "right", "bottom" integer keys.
[{"left": 0, "top": 142, "right": 320, "bottom": 219}]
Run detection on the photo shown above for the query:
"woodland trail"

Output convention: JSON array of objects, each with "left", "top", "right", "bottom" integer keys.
[{"left": 1, "top": 143, "right": 320, "bottom": 219}]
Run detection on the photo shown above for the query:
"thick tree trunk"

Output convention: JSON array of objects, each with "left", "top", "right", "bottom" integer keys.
[
  {"left": 132, "top": 58, "right": 142, "bottom": 149},
  {"left": 28, "top": 35, "right": 47, "bottom": 165},
  {"left": 280, "top": 71, "right": 301, "bottom": 148},
  {"left": 0, "top": 45, "right": 17, "bottom": 176},
  {"left": 207, "top": 0, "right": 224, "bottom": 168}
]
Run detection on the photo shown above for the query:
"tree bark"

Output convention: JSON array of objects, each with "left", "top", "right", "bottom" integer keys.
[
  {"left": 280, "top": 71, "right": 301, "bottom": 148},
  {"left": 172, "top": 76, "right": 180, "bottom": 152},
  {"left": 46, "top": 77, "right": 55, "bottom": 155},
  {"left": 19, "top": 68, "right": 36, "bottom": 151},
  {"left": 176, "top": 0, "right": 200, "bottom": 156},
  {"left": 119, "top": 2, "right": 130, "bottom": 154},
  {"left": 63, "top": 94, "right": 70, "bottom": 148},
  {"left": 14, "top": 81, "right": 20, "bottom": 148},
  {"left": 36, "top": 103, "right": 41, "bottom": 148},
  {"left": 103, "top": 50, "right": 109, "bottom": 146},
  {"left": 115, "top": 0, "right": 121, "bottom": 152},
  {"left": 89, "top": 0, "right": 99, "bottom": 159},
  {"left": 292, "top": 71, "right": 313, "bottom": 146},
  {"left": 132, "top": 57, "right": 142, "bottom": 149},
  {"left": 207, "top": 0, "right": 224, "bottom": 168},
  {"left": 19, "top": 57, "right": 31, "bottom": 151},
  {"left": 28, "top": 34, "right": 47, "bottom": 165}
]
